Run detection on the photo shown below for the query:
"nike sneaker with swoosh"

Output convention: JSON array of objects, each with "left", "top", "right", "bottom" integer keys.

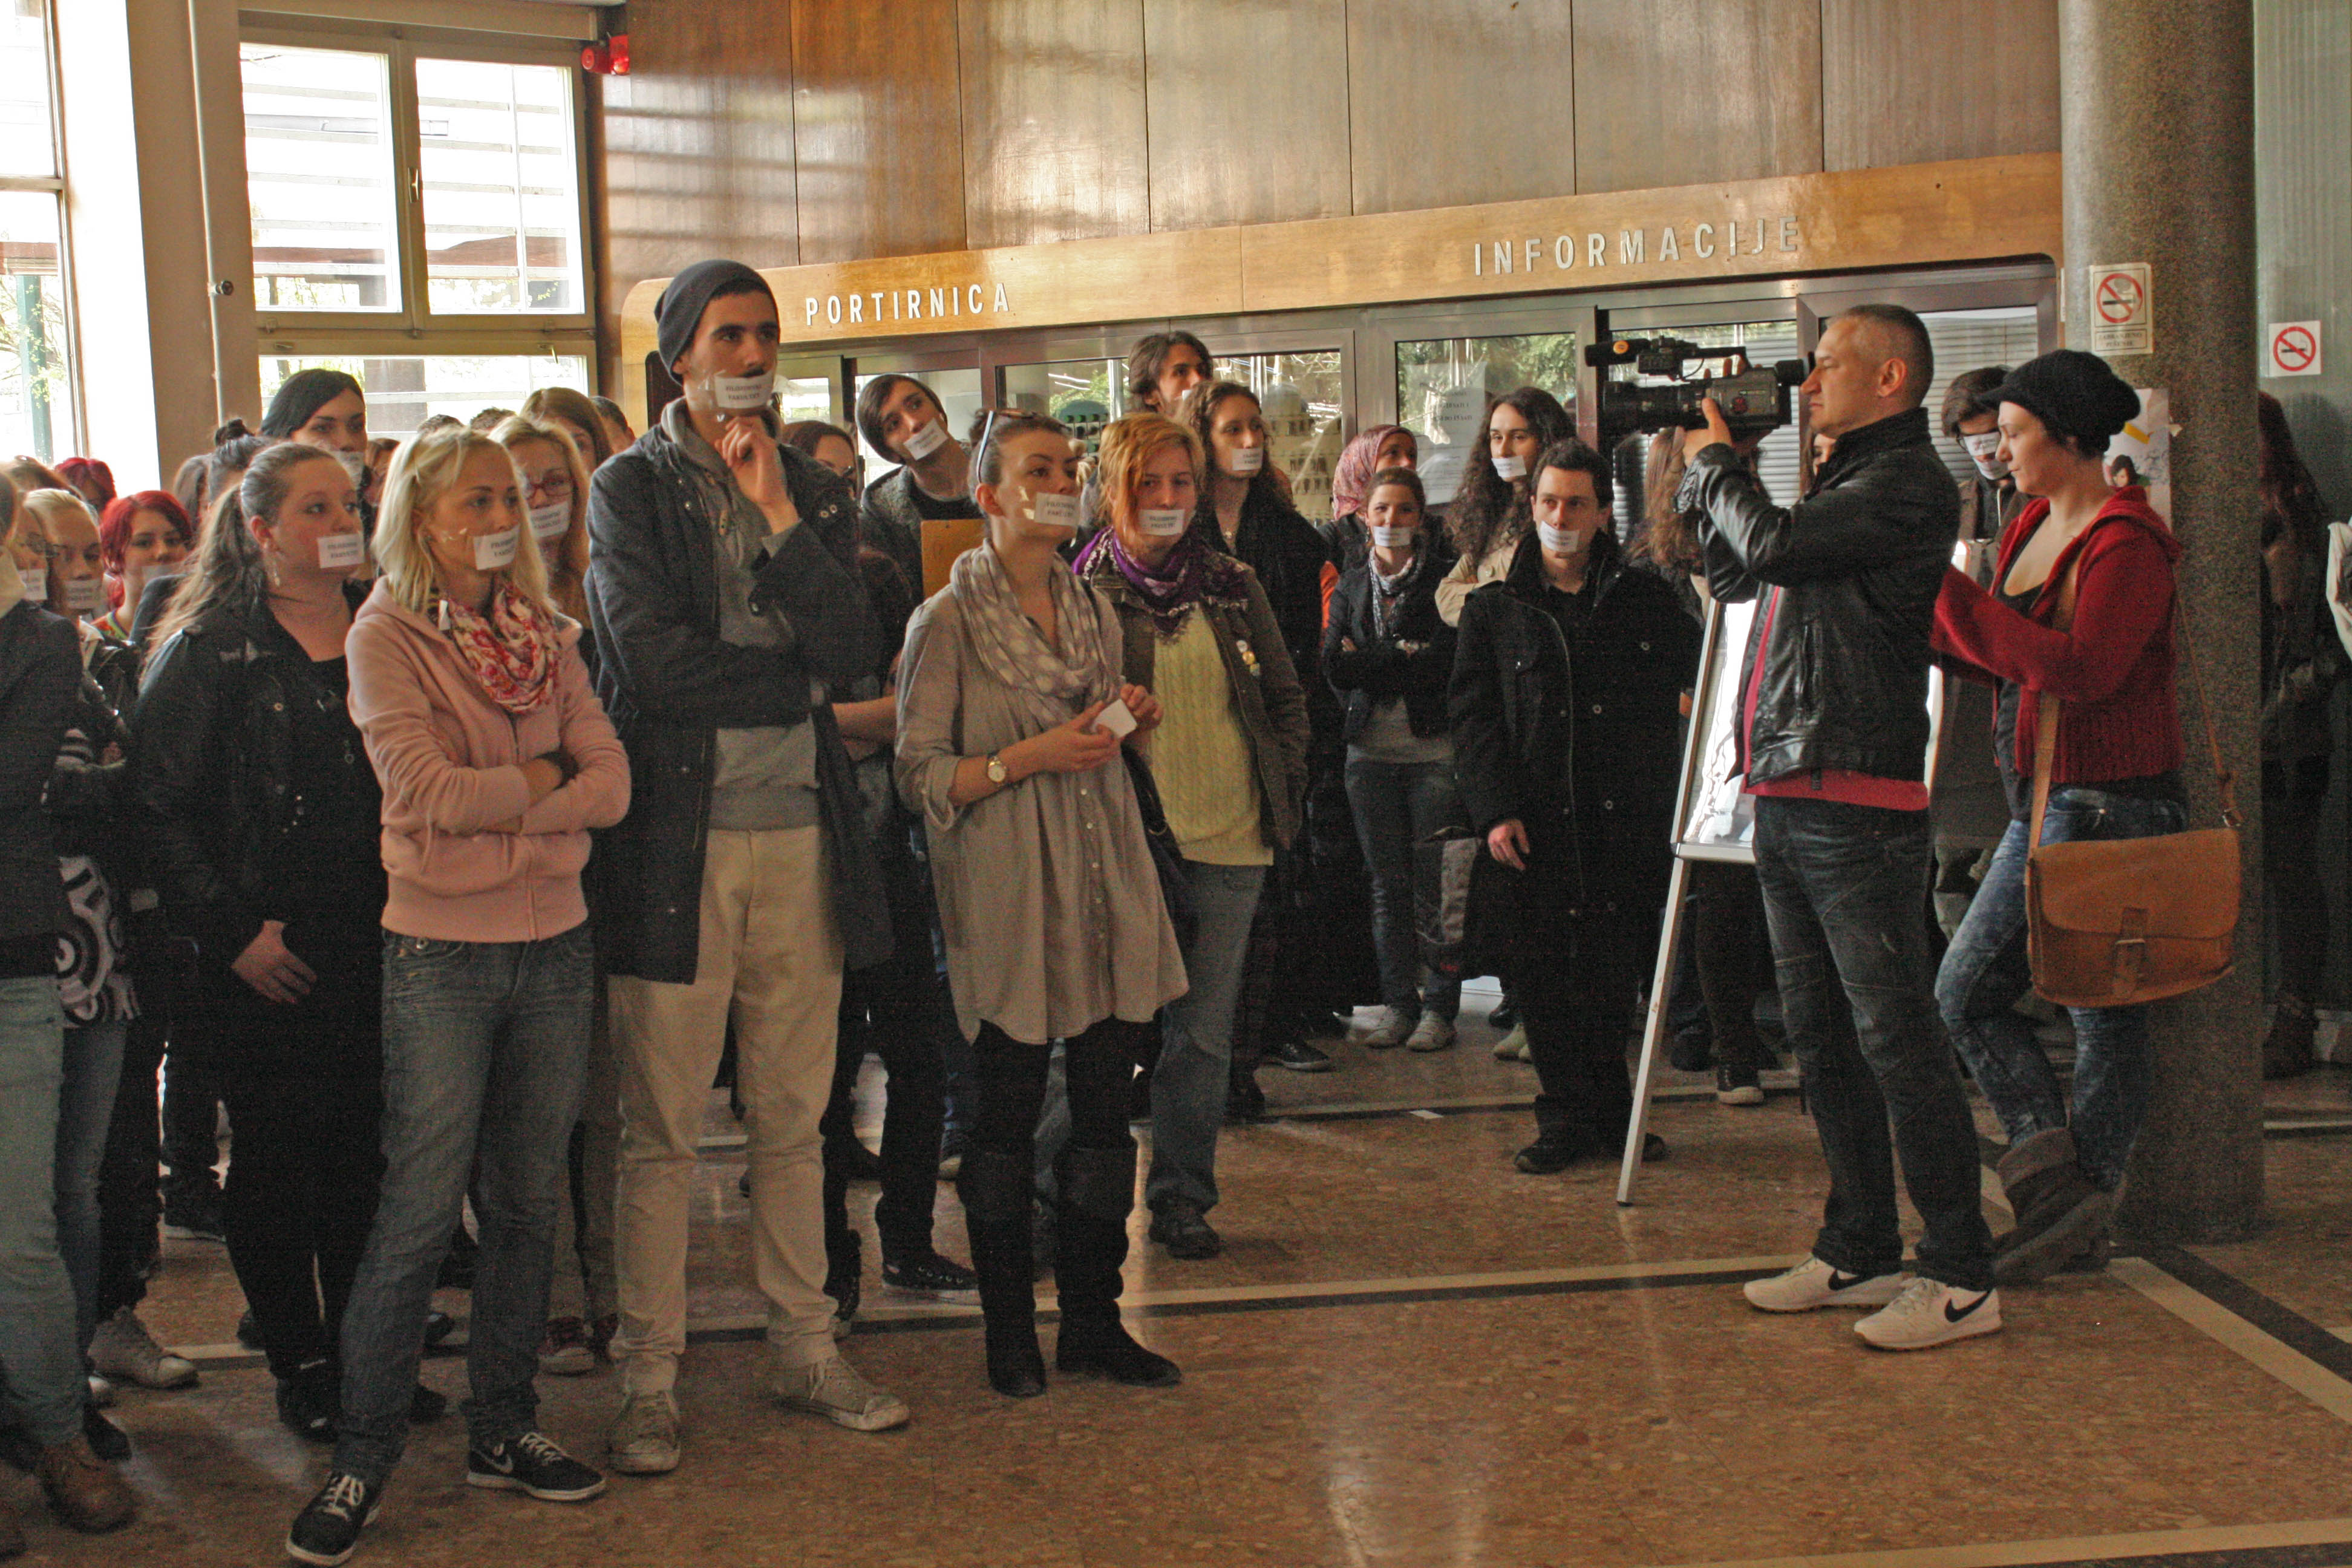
[
  {"left": 466, "top": 1431, "right": 607, "bottom": 1501},
  {"left": 1855, "top": 1277, "right": 2004, "bottom": 1350},
  {"left": 1742, "top": 1255, "right": 1906, "bottom": 1312}
]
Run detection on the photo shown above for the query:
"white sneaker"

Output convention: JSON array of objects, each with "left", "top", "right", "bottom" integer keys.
[
  {"left": 1405, "top": 1014, "right": 1456, "bottom": 1053},
  {"left": 607, "top": 1389, "right": 681, "bottom": 1474},
  {"left": 776, "top": 1354, "right": 910, "bottom": 1432},
  {"left": 1855, "top": 1277, "right": 2002, "bottom": 1351},
  {"left": 1742, "top": 1255, "right": 1904, "bottom": 1313},
  {"left": 1491, "top": 1022, "right": 1530, "bottom": 1061},
  {"left": 89, "top": 1305, "right": 200, "bottom": 1390},
  {"left": 1357, "top": 1008, "right": 1414, "bottom": 1050}
]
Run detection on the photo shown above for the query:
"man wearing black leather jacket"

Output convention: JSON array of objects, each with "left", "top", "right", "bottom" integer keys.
[{"left": 1676, "top": 304, "right": 2001, "bottom": 1353}]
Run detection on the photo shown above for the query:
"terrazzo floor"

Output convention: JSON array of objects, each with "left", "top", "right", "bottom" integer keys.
[{"left": 30, "top": 995, "right": 2352, "bottom": 1567}]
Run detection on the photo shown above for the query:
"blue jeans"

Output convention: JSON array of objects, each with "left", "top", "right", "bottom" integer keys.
[
  {"left": 1343, "top": 754, "right": 1468, "bottom": 1021},
  {"left": 335, "top": 926, "right": 595, "bottom": 1486},
  {"left": 0, "top": 978, "right": 83, "bottom": 1446},
  {"left": 1146, "top": 860, "right": 1267, "bottom": 1216},
  {"left": 1753, "top": 798, "right": 1994, "bottom": 1291},
  {"left": 56, "top": 1019, "right": 127, "bottom": 1357},
  {"left": 1937, "top": 789, "right": 2188, "bottom": 1192}
]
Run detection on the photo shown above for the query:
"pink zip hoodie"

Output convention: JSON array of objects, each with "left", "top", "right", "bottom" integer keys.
[{"left": 346, "top": 579, "right": 629, "bottom": 943}]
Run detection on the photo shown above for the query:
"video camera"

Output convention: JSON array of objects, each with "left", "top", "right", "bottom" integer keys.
[{"left": 1585, "top": 336, "right": 1806, "bottom": 452}]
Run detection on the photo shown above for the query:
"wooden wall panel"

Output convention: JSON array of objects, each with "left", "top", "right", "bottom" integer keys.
[
  {"left": 1142, "top": 0, "right": 1351, "bottom": 231},
  {"left": 1346, "top": 0, "right": 1578, "bottom": 214},
  {"left": 602, "top": 0, "right": 800, "bottom": 336},
  {"left": 1821, "top": 0, "right": 2059, "bottom": 171},
  {"left": 792, "top": 0, "right": 968, "bottom": 263},
  {"left": 958, "top": 0, "right": 1151, "bottom": 249},
  {"left": 1572, "top": 0, "right": 1823, "bottom": 195}
]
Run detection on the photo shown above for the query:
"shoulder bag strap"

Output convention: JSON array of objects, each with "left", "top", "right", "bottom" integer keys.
[
  {"left": 2027, "top": 557, "right": 2080, "bottom": 852},
  {"left": 2166, "top": 586, "right": 2243, "bottom": 828}
]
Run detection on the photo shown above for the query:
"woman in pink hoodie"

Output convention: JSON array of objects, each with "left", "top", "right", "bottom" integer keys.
[{"left": 289, "top": 425, "right": 627, "bottom": 1566}]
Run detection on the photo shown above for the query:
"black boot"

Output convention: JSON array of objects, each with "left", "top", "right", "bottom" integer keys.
[
  {"left": 957, "top": 1148, "right": 1045, "bottom": 1397},
  {"left": 1054, "top": 1145, "right": 1180, "bottom": 1388}
]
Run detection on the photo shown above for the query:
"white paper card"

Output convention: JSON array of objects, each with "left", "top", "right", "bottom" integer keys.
[
  {"left": 1096, "top": 697, "right": 1138, "bottom": 738},
  {"left": 61, "top": 577, "right": 103, "bottom": 613},
  {"left": 903, "top": 419, "right": 949, "bottom": 460},
  {"left": 529, "top": 500, "right": 572, "bottom": 541},
  {"left": 472, "top": 527, "right": 521, "bottom": 570},
  {"left": 1228, "top": 445, "right": 1265, "bottom": 475},
  {"left": 316, "top": 531, "right": 367, "bottom": 569},
  {"left": 711, "top": 371, "right": 776, "bottom": 412},
  {"left": 1025, "top": 491, "right": 1081, "bottom": 532},
  {"left": 1139, "top": 507, "right": 1188, "bottom": 537},
  {"left": 17, "top": 567, "right": 44, "bottom": 601}
]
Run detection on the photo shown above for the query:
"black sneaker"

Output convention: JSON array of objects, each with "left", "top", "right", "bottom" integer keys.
[
  {"left": 1147, "top": 1199, "right": 1221, "bottom": 1260},
  {"left": 287, "top": 1472, "right": 381, "bottom": 1566},
  {"left": 1488, "top": 999, "right": 1518, "bottom": 1032},
  {"left": 1265, "top": 1037, "right": 1334, "bottom": 1073},
  {"left": 880, "top": 1248, "right": 977, "bottom": 1296},
  {"left": 422, "top": 1310, "right": 457, "bottom": 1349},
  {"left": 161, "top": 1191, "right": 224, "bottom": 1243},
  {"left": 1512, "top": 1137, "right": 1586, "bottom": 1174},
  {"left": 276, "top": 1359, "right": 339, "bottom": 1443},
  {"left": 466, "top": 1431, "right": 607, "bottom": 1503},
  {"left": 1716, "top": 1061, "right": 1765, "bottom": 1106},
  {"left": 237, "top": 1310, "right": 263, "bottom": 1351}
]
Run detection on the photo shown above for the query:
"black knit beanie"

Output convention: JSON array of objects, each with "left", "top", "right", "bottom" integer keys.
[
  {"left": 655, "top": 260, "right": 775, "bottom": 376},
  {"left": 261, "top": 368, "right": 364, "bottom": 439},
  {"left": 1988, "top": 350, "right": 2140, "bottom": 455}
]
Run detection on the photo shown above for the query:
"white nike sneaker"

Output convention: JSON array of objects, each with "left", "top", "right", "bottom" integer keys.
[
  {"left": 1742, "top": 1255, "right": 1905, "bottom": 1313},
  {"left": 1854, "top": 1276, "right": 2003, "bottom": 1350}
]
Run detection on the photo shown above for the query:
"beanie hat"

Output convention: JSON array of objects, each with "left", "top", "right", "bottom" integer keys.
[
  {"left": 1988, "top": 350, "right": 2140, "bottom": 456},
  {"left": 655, "top": 260, "right": 775, "bottom": 376},
  {"left": 261, "top": 368, "right": 364, "bottom": 439}
]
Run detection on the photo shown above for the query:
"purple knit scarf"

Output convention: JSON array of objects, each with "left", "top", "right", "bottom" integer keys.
[{"left": 1076, "top": 525, "right": 1247, "bottom": 640}]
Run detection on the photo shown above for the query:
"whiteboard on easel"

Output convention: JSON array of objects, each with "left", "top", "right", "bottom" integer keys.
[{"left": 1667, "top": 578, "right": 1955, "bottom": 867}]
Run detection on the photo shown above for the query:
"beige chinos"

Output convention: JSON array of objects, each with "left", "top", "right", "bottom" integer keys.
[{"left": 609, "top": 825, "right": 843, "bottom": 1394}]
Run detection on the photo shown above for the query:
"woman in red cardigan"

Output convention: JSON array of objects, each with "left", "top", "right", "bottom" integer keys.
[{"left": 1930, "top": 350, "right": 2181, "bottom": 1289}]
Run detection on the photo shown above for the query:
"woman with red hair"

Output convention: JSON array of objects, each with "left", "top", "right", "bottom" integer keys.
[
  {"left": 94, "top": 492, "right": 192, "bottom": 645},
  {"left": 56, "top": 457, "right": 116, "bottom": 514}
]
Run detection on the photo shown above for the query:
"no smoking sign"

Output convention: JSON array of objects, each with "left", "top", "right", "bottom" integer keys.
[
  {"left": 2087, "top": 263, "right": 2152, "bottom": 355},
  {"left": 2268, "top": 321, "right": 2324, "bottom": 378}
]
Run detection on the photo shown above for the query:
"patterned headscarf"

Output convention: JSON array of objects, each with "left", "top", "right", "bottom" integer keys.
[{"left": 1333, "top": 424, "right": 1413, "bottom": 520}]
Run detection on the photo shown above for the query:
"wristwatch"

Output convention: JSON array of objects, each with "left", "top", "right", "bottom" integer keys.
[{"left": 985, "top": 753, "right": 1008, "bottom": 785}]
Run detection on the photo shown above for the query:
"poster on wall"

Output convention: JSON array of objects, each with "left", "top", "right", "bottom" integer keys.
[{"left": 2105, "top": 388, "right": 2172, "bottom": 523}]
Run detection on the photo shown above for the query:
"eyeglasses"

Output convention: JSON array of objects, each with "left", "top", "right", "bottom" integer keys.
[{"left": 526, "top": 474, "right": 575, "bottom": 503}]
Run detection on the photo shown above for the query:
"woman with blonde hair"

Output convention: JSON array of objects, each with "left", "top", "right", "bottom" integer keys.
[
  {"left": 288, "top": 425, "right": 629, "bottom": 1564},
  {"left": 520, "top": 387, "right": 615, "bottom": 477},
  {"left": 493, "top": 414, "right": 593, "bottom": 627},
  {"left": 1076, "top": 413, "right": 1308, "bottom": 1262}
]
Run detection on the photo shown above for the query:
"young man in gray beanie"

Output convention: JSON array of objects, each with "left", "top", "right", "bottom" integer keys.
[{"left": 586, "top": 260, "right": 904, "bottom": 1471}]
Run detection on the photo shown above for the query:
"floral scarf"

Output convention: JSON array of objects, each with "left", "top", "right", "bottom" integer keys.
[
  {"left": 1076, "top": 526, "right": 1249, "bottom": 641},
  {"left": 442, "top": 585, "right": 562, "bottom": 715},
  {"left": 949, "top": 541, "right": 1114, "bottom": 727}
]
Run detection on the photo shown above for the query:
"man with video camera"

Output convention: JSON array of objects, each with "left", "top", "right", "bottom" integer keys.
[{"left": 1676, "top": 304, "right": 1999, "bottom": 1353}]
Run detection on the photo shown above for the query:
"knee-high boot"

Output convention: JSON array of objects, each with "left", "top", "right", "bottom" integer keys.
[
  {"left": 1053, "top": 1145, "right": 1179, "bottom": 1387},
  {"left": 956, "top": 1147, "right": 1045, "bottom": 1397}
]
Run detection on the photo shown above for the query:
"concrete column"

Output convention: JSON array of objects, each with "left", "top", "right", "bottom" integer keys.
[
  {"left": 2060, "top": 0, "right": 2264, "bottom": 1242},
  {"left": 54, "top": 0, "right": 253, "bottom": 491}
]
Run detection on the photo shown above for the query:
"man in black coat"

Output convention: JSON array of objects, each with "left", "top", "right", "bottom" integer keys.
[
  {"left": 586, "top": 260, "right": 903, "bottom": 1471},
  {"left": 1450, "top": 440, "right": 1699, "bottom": 1174},
  {"left": 1677, "top": 303, "right": 1999, "bottom": 1351}
]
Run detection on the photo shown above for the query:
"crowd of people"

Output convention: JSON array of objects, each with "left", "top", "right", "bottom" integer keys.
[{"left": 0, "top": 261, "right": 2320, "bottom": 1563}]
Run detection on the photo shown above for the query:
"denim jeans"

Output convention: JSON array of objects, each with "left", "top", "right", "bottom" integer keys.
[
  {"left": 1936, "top": 789, "right": 2189, "bottom": 1192},
  {"left": 1752, "top": 797, "right": 1994, "bottom": 1291},
  {"left": 1344, "top": 753, "right": 1469, "bottom": 1021},
  {"left": 1146, "top": 860, "right": 1267, "bottom": 1216},
  {"left": 0, "top": 977, "right": 84, "bottom": 1446},
  {"left": 56, "top": 1019, "right": 128, "bottom": 1356},
  {"left": 334, "top": 925, "right": 595, "bottom": 1486}
]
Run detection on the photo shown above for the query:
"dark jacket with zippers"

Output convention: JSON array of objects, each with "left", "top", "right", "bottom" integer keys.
[
  {"left": 1679, "top": 406, "right": 1959, "bottom": 786},
  {"left": 1323, "top": 537, "right": 1459, "bottom": 744},
  {"left": 585, "top": 422, "right": 891, "bottom": 984},
  {"left": 1448, "top": 530, "right": 1698, "bottom": 913},
  {"left": 133, "top": 582, "right": 384, "bottom": 967},
  {"left": 0, "top": 601, "right": 80, "bottom": 958}
]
